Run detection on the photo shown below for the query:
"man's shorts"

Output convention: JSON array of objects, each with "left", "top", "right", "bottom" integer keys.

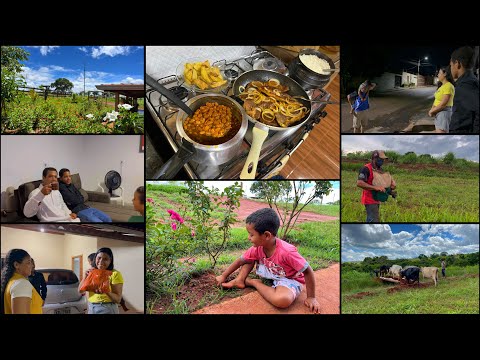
[
  {"left": 272, "top": 278, "right": 303, "bottom": 298},
  {"left": 353, "top": 110, "right": 368, "bottom": 129}
]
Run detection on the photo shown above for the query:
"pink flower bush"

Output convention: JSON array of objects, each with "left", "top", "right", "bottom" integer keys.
[
  {"left": 171, "top": 222, "right": 177, "bottom": 231},
  {"left": 191, "top": 230, "right": 195, "bottom": 237},
  {"left": 167, "top": 209, "right": 184, "bottom": 223},
  {"left": 147, "top": 198, "right": 154, "bottom": 204}
]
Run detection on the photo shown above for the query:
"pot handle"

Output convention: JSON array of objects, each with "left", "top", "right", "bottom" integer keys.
[
  {"left": 240, "top": 125, "right": 268, "bottom": 179},
  {"left": 153, "top": 142, "right": 196, "bottom": 179}
]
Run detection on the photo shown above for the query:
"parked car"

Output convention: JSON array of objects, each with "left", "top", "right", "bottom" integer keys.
[{"left": 36, "top": 269, "right": 87, "bottom": 314}]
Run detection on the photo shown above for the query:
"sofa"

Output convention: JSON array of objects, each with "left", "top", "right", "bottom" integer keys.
[{"left": 3, "top": 173, "right": 141, "bottom": 222}]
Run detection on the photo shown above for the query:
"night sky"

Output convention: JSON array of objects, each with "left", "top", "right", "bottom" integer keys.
[{"left": 342, "top": 44, "right": 478, "bottom": 78}]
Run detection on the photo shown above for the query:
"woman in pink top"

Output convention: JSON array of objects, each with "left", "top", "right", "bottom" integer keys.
[{"left": 216, "top": 208, "right": 320, "bottom": 313}]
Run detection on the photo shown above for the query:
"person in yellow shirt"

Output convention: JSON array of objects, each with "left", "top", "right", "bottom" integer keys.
[
  {"left": 78, "top": 247, "right": 123, "bottom": 314},
  {"left": 428, "top": 66, "right": 455, "bottom": 133},
  {"left": 1, "top": 249, "right": 43, "bottom": 314}
]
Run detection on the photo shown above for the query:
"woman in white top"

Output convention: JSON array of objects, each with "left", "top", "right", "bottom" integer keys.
[{"left": 1, "top": 249, "right": 43, "bottom": 314}]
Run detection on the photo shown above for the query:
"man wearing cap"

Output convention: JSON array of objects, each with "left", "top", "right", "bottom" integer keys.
[
  {"left": 352, "top": 80, "right": 376, "bottom": 133},
  {"left": 357, "top": 150, "right": 396, "bottom": 222}
]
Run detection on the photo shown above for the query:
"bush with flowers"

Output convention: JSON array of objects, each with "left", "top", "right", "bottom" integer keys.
[
  {"left": 112, "top": 103, "right": 144, "bottom": 134},
  {"left": 146, "top": 197, "right": 200, "bottom": 294},
  {"left": 146, "top": 181, "right": 243, "bottom": 295}
]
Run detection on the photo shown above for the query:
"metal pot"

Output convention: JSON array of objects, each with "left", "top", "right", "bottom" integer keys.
[
  {"left": 288, "top": 48, "right": 335, "bottom": 90},
  {"left": 176, "top": 93, "right": 248, "bottom": 164},
  {"left": 155, "top": 94, "right": 247, "bottom": 179},
  {"left": 147, "top": 73, "right": 247, "bottom": 179},
  {"left": 232, "top": 70, "right": 312, "bottom": 179}
]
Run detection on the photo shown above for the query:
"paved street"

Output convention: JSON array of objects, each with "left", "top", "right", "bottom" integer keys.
[{"left": 341, "top": 86, "right": 436, "bottom": 133}]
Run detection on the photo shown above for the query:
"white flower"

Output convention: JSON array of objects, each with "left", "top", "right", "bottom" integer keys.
[
  {"left": 102, "top": 111, "right": 118, "bottom": 122},
  {"left": 86, "top": 114, "right": 94, "bottom": 119},
  {"left": 119, "top": 104, "right": 133, "bottom": 110}
]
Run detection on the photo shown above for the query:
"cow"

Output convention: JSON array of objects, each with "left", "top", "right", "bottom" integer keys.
[
  {"left": 421, "top": 267, "right": 438, "bottom": 286},
  {"left": 389, "top": 264, "right": 403, "bottom": 279},
  {"left": 379, "top": 265, "right": 390, "bottom": 277},
  {"left": 401, "top": 266, "right": 420, "bottom": 285}
]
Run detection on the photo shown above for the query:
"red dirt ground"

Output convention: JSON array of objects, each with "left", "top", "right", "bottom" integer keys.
[
  {"left": 387, "top": 282, "right": 434, "bottom": 293},
  {"left": 235, "top": 198, "right": 338, "bottom": 226},
  {"left": 192, "top": 263, "right": 339, "bottom": 315}
]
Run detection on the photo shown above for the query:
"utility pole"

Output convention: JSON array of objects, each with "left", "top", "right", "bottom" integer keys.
[{"left": 83, "top": 62, "right": 86, "bottom": 96}]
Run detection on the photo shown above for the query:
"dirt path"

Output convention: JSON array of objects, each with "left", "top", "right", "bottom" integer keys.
[
  {"left": 236, "top": 199, "right": 338, "bottom": 225},
  {"left": 193, "top": 263, "right": 339, "bottom": 314}
]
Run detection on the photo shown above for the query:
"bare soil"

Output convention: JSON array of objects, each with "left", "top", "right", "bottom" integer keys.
[{"left": 192, "top": 263, "right": 340, "bottom": 314}]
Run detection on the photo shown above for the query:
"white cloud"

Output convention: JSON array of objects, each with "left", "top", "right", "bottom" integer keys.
[
  {"left": 20, "top": 66, "right": 56, "bottom": 88},
  {"left": 342, "top": 224, "right": 479, "bottom": 262},
  {"left": 342, "top": 135, "right": 479, "bottom": 162},
  {"left": 78, "top": 47, "right": 88, "bottom": 53},
  {"left": 49, "top": 65, "right": 75, "bottom": 72},
  {"left": 91, "top": 46, "right": 131, "bottom": 59},
  {"left": 119, "top": 76, "right": 144, "bottom": 84},
  {"left": 32, "top": 46, "right": 59, "bottom": 56}
]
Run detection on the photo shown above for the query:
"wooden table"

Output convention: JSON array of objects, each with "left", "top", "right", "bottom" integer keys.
[{"left": 280, "top": 75, "right": 340, "bottom": 179}]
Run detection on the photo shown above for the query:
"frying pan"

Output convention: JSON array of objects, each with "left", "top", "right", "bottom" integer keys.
[{"left": 232, "top": 70, "right": 312, "bottom": 179}]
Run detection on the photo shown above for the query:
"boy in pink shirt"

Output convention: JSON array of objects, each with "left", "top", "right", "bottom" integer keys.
[{"left": 216, "top": 208, "right": 320, "bottom": 313}]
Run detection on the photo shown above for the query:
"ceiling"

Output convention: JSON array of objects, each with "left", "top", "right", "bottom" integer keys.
[{"left": 2, "top": 223, "right": 144, "bottom": 243}]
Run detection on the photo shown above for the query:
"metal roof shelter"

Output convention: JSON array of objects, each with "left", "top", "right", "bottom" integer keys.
[{"left": 95, "top": 83, "right": 145, "bottom": 110}]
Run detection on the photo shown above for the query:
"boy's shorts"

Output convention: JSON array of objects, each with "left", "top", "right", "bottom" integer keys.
[
  {"left": 272, "top": 278, "right": 303, "bottom": 298},
  {"left": 353, "top": 110, "right": 368, "bottom": 129}
]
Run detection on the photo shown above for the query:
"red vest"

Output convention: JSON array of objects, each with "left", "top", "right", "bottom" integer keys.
[{"left": 361, "top": 162, "right": 380, "bottom": 205}]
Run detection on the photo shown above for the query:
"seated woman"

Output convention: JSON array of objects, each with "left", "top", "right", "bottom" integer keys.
[
  {"left": 78, "top": 248, "right": 123, "bottom": 314},
  {"left": 128, "top": 186, "right": 144, "bottom": 222},
  {"left": 1, "top": 249, "right": 43, "bottom": 314}
]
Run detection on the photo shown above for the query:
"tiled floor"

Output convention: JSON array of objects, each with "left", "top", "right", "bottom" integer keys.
[{"left": 280, "top": 75, "right": 340, "bottom": 180}]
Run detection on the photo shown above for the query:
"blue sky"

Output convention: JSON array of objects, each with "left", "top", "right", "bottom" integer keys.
[
  {"left": 19, "top": 46, "right": 144, "bottom": 93},
  {"left": 342, "top": 224, "right": 479, "bottom": 262},
  {"left": 342, "top": 135, "right": 479, "bottom": 162}
]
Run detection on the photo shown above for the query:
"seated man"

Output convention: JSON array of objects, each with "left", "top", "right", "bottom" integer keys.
[
  {"left": 24, "top": 167, "right": 81, "bottom": 222},
  {"left": 58, "top": 168, "right": 112, "bottom": 223}
]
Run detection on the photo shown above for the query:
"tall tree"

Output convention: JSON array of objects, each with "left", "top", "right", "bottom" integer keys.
[
  {"left": 1, "top": 46, "right": 29, "bottom": 117},
  {"left": 250, "top": 181, "right": 333, "bottom": 240},
  {"left": 50, "top": 78, "right": 74, "bottom": 94}
]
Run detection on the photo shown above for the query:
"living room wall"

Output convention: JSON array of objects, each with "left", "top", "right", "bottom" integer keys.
[
  {"left": 1, "top": 135, "right": 83, "bottom": 192},
  {"left": 1, "top": 135, "right": 144, "bottom": 210},
  {"left": 80, "top": 136, "right": 144, "bottom": 206}
]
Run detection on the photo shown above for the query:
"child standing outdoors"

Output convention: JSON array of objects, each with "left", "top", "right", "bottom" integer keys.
[{"left": 215, "top": 208, "right": 320, "bottom": 313}]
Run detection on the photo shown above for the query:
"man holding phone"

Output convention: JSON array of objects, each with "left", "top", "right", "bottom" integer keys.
[{"left": 23, "top": 167, "right": 80, "bottom": 222}]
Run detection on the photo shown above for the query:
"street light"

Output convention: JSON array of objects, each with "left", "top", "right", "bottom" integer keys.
[{"left": 418, "top": 56, "right": 428, "bottom": 77}]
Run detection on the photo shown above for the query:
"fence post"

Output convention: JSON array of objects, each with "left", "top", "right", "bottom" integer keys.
[{"left": 44, "top": 88, "right": 48, "bottom": 101}]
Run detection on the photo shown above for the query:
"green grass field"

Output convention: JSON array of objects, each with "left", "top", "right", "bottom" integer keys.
[
  {"left": 341, "top": 170, "right": 479, "bottom": 222},
  {"left": 342, "top": 265, "right": 479, "bottom": 314}
]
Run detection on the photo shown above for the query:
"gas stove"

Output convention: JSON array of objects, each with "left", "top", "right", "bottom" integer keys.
[{"left": 146, "top": 50, "right": 330, "bottom": 179}]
